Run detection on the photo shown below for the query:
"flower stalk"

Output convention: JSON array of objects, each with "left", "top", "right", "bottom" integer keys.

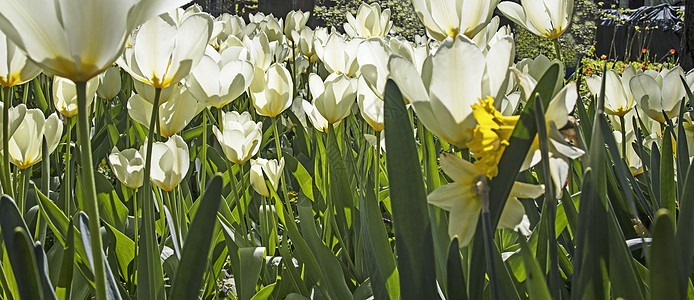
[
  {"left": 76, "top": 81, "right": 108, "bottom": 300},
  {"left": 3, "top": 86, "right": 14, "bottom": 198}
]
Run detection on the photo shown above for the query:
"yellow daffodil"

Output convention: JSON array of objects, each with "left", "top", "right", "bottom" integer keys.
[
  {"left": 467, "top": 97, "right": 519, "bottom": 178},
  {"left": 388, "top": 34, "right": 514, "bottom": 148},
  {"left": 428, "top": 153, "right": 543, "bottom": 247}
]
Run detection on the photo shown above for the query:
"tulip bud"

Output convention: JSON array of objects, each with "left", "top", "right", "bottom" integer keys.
[
  {"left": 249, "top": 63, "right": 293, "bottom": 118},
  {"left": 53, "top": 75, "right": 99, "bottom": 117},
  {"left": 308, "top": 73, "right": 357, "bottom": 125},
  {"left": 109, "top": 147, "right": 145, "bottom": 189},
  {"left": 284, "top": 10, "right": 310, "bottom": 42},
  {"left": 97, "top": 66, "right": 121, "bottom": 100},
  {"left": 149, "top": 135, "right": 189, "bottom": 192},
  {"left": 250, "top": 157, "right": 284, "bottom": 197},
  {"left": 7, "top": 106, "right": 62, "bottom": 169}
]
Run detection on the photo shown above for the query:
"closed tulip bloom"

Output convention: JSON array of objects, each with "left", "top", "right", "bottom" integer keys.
[
  {"left": 388, "top": 34, "right": 514, "bottom": 148},
  {"left": 149, "top": 135, "right": 189, "bottom": 192},
  {"left": 118, "top": 11, "right": 213, "bottom": 89},
  {"left": 613, "top": 130, "right": 643, "bottom": 175},
  {"left": 357, "top": 37, "right": 390, "bottom": 98},
  {"left": 0, "top": 103, "right": 26, "bottom": 150},
  {"left": 357, "top": 76, "right": 384, "bottom": 131},
  {"left": 7, "top": 106, "right": 62, "bottom": 169},
  {"left": 128, "top": 87, "right": 204, "bottom": 138},
  {"left": 213, "top": 111, "right": 262, "bottom": 165},
  {"left": 109, "top": 147, "right": 145, "bottom": 189},
  {"left": 250, "top": 157, "right": 285, "bottom": 197},
  {"left": 284, "top": 10, "right": 311, "bottom": 42},
  {"left": 0, "top": 0, "right": 190, "bottom": 82},
  {"left": 97, "top": 66, "right": 122, "bottom": 100},
  {"left": 0, "top": 31, "right": 41, "bottom": 87},
  {"left": 411, "top": 0, "right": 500, "bottom": 41},
  {"left": 294, "top": 27, "right": 319, "bottom": 62},
  {"left": 308, "top": 73, "right": 357, "bottom": 124},
  {"left": 344, "top": 3, "right": 393, "bottom": 38},
  {"left": 250, "top": 63, "right": 293, "bottom": 117},
  {"left": 498, "top": 0, "right": 573, "bottom": 40},
  {"left": 53, "top": 75, "right": 99, "bottom": 117},
  {"left": 630, "top": 66, "right": 685, "bottom": 123},
  {"left": 186, "top": 47, "right": 254, "bottom": 108},
  {"left": 585, "top": 67, "right": 636, "bottom": 116}
]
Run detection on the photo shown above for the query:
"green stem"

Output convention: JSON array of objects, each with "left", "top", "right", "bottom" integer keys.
[
  {"left": 228, "top": 160, "right": 250, "bottom": 244},
  {"left": 132, "top": 188, "right": 139, "bottom": 270},
  {"left": 201, "top": 109, "right": 208, "bottom": 189},
  {"left": 3, "top": 86, "right": 14, "bottom": 198},
  {"left": 64, "top": 117, "right": 72, "bottom": 214},
  {"left": 553, "top": 38, "right": 562, "bottom": 62},
  {"left": 620, "top": 115, "right": 627, "bottom": 160},
  {"left": 374, "top": 130, "right": 381, "bottom": 201},
  {"left": 76, "top": 81, "right": 107, "bottom": 300},
  {"left": 38, "top": 138, "right": 49, "bottom": 244},
  {"left": 138, "top": 87, "right": 165, "bottom": 300},
  {"left": 16, "top": 168, "right": 26, "bottom": 216},
  {"left": 272, "top": 116, "right": 296, "bottom": 225}
]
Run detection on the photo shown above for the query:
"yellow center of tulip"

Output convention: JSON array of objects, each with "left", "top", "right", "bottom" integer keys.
[{"left": 466, "top": 97, "right": 519, "bottom": 178}]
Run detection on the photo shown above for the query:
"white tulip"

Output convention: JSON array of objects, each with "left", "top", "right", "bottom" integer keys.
[
  {"left": 186, "top": 46, "right": 254, "bottom": 108},
  {"left": 118, "top": 11, "right": 213, "bottom": 89},
  {"left": 411, "top": 0, "right": 500, "bottom": 41},
  {"left": 213, "top": 111, "right": 263, "bottom": 165},
  {"left": 128, "top": 87, "right": 204, "bottom": 138},
  {"left": 344, "top": 3, "right": 393, "bottom": 38},
  {"left": 498, "top": 0, "right": 573, "bottom": 40},
  {"left": 109, "top": 147, "right": 145, "bottom": 189},
  {"left": 7, "top": 106, "right": 62, "bottom": 169},
  {"left": 250, "top": 157, "right": 285, "bottom": 197},
  {"left": 149, "top": 135, "right": 190, "bottom": 192},
  {"left": 53, "top": 75, "right": 99, "bottom": 117}
]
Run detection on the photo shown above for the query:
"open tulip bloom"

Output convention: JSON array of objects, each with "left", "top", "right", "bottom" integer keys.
[
  {"left": 186, "top": 46, "right": 255, "bottom": 108},
  {"left": 585, "top": 67, "right": 636, "bottom": 117},
  {"left": 128, "top": 87, "right": 205, "bottom": 138},
  {"left": 629, "top": 66, "right": 686, "bottom": 124},
  {"left": 213, "top": 111, "right": 262, "bottom": 165},
  {"left": 411, "top": 0, "right": 500, "bottom": 41},
  {"left": 118, "top": 10, "right": 213, "bottom": 89},
  {"left": 388, "top": 33, "right": 514, "bottom": 148},
  {"left": 344, "top": 3, "right": 392, "bottom": 39},
  {"left": 498, "top": 0, "right": 573, "bottom": 40}
]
